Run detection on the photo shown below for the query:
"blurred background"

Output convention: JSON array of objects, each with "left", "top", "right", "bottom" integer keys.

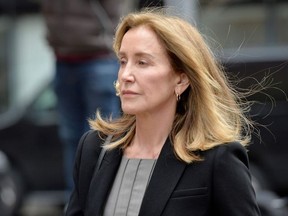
[{"left": 0, "top": 0, "right": 287, "bottom": 216}]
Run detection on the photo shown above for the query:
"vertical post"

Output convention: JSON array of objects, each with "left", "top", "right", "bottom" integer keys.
[{"left": 165, "top": 0, "right": 199, "bottom": 24}]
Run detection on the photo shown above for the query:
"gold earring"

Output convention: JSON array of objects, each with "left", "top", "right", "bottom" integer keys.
[
  {"left": 114, "top": 80, "right": 120, "bottom": 96},
  {"left": 176, "top": 93, "right": 180, "bottom": 102}
]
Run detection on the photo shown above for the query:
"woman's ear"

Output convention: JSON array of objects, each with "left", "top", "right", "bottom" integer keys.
[{"left": 176, "top": 73, "right": 190, "bottom": 95}]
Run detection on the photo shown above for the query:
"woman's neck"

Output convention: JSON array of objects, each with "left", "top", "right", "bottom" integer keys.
[{"left": 124, "top": 111, "right": 174, "bottom": 159}]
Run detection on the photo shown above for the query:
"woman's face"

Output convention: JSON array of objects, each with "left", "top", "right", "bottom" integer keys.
[{"left": 118, "top": 25, "right": 181, "bottom": 116}]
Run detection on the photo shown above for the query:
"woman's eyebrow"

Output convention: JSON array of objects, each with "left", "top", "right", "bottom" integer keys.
[{"left": 118, "top": 51, "right": 155, "bottom": 59}]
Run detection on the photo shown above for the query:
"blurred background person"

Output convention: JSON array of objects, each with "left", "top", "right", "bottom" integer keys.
[{"left": 41, "top": 0, "right": 125, "bottom": 196}]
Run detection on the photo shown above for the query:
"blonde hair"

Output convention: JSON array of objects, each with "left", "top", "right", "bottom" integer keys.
[{"left": 89, "top": 9, "right": 253, "bottom": 163}]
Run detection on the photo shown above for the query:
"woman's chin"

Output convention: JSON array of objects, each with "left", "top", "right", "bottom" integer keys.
[{"left": 121, "top": 107, "right": 140, "bottom": 115}]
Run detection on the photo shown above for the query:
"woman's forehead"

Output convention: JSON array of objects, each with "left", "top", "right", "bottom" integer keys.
[{"left": 120, "top": 26, "right": 164, "bottom": 51}]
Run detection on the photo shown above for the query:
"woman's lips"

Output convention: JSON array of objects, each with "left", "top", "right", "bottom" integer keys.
[{"left": 121, "top": 90, "right": 138, "bottom": 97}]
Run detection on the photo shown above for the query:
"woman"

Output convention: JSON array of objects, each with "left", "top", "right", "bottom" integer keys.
[{"left": 65, "top": 9, "right": 261, "bottom": 216}]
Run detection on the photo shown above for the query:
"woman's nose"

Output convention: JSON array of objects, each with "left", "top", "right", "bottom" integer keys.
[{"left": 120, "top": 64, "right": 135, "bottom": 82}]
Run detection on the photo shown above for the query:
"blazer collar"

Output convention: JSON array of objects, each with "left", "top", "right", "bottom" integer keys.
[
  {"left": 86, "top": 137, "right": 186, "bottom": 216},
  {"left": 85, "top": 147, "right": 123, "bottom": 215},
  {"left": 139, "top": 138, "right": 186, "bottom": 216}
]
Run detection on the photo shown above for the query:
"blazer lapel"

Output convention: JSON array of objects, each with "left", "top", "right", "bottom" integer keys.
[
  {"left": 139, "top": 138, "right": 186, "bottom": 216},
  {"left": 85, "top": 147, "right": 122, "bottom": 216}
]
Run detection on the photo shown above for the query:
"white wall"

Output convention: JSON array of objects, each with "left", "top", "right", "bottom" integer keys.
[{"left": 9, "top": 14, "right": 54, "bottom": 107}]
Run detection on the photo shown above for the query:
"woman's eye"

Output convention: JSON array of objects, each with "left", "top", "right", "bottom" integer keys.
[
  {"left": 119, "top": 59, "right": 127, "bottom": 65},
  {"left": 138, "top": 60, "right": 147, "bottom": 65}
]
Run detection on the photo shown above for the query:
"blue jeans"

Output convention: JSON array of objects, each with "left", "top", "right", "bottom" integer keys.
[{"left": 54, "top": 58, "right": 120, "bottom": 192}]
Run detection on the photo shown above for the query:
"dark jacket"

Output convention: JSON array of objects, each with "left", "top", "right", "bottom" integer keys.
[
  {"left": 66, "top": 130, "right": 261, "bottom": 216},
  {"left": 42, "top": 0, "right": 126, "bottom": 56}
]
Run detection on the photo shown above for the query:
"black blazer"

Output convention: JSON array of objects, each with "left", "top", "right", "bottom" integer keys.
[{"left": 66, "top": 130, "right": 261, "bottom": 216}]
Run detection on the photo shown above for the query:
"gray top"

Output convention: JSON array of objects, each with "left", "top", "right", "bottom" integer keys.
[{"left": 103, "top": 156, "right": 157, "bottom": 216}]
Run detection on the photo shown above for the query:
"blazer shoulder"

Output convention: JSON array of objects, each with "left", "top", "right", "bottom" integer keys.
[
  {"left": 205, "top": 141, "right": 248, "bottom": 157},
  {"left": 216, "top": 142, "right": 248, "bottom": 163},
  {"left": 76, "top": 130, "right": 106, "bottom": 165},
  {"left": 201, "top": 142, "right": 249, "bottom": 169}
]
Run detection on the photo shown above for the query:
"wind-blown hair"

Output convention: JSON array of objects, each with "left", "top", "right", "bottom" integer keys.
[{"left": 89, "top": 8, "right": 253, "bottom": 163}]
